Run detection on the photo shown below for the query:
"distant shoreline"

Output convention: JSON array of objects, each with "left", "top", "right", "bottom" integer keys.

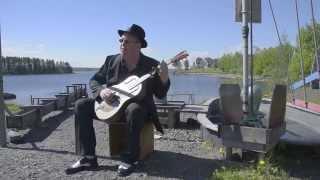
[
  {"left": 174, "top": 71, "right": 241, "bottom": 79},
  {"left": 72, "top": 67, "right": 99, "bottom": 71}
]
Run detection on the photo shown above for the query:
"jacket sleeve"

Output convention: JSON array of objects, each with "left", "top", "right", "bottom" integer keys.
[
  {"left": 89, "top": 57, "right": 110, "bottom": 100},
  {"left": 152, "top": 73, "right": 170, "bottom": 99}
]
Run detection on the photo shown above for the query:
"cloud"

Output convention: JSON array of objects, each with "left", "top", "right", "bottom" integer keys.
[
  {"left": 2, "top": 42, "right": 46, "bottom": 57},
  {"left": 188, "top": 50, "right": 210, "bottom": 64}
]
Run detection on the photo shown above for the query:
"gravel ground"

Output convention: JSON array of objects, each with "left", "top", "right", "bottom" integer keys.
[
  {"left": 1, "top": 109, "right": 320, "bottom": 180},
  {"left": 0, "top": 109, "right": 231, "bottom": 180}
]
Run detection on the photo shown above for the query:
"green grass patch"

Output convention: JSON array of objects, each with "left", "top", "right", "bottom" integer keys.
[
  {"left": 6, "top": 103, "right": 22, "bottom": 114},
  {"left": 211, "top": 160, "right": 289, "bottom": 180}
]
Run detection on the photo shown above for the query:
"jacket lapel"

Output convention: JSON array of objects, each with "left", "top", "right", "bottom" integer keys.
[{"left": 107, "top": 54, "right": 122, "bottom": 86}]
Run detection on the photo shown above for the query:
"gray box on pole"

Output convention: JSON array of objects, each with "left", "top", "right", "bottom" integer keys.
[{"left": 235, "top": 0, "right": 261, "bottom": 23}]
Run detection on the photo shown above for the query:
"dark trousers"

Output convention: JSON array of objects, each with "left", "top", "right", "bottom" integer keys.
[{"left": 74, "top": 98, "right": 146, "bottom": 161}]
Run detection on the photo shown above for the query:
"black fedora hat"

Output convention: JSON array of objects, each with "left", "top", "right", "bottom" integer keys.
[{"left": 118, "top": 24, "right": 147, "bottom": 48}]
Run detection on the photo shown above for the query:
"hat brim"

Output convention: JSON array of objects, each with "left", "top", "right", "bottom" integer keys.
[{"left": 118, "top": 30, "right": 147, "bottom": 48}]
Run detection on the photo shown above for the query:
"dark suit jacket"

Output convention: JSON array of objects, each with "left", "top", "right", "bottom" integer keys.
[{"left": 89, "top": 53, "right": 170, "bottom": 133}]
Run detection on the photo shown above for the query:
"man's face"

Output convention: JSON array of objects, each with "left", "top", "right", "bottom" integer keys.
[{"left": 119, "top": 33, "right": 141, "bottom": 57}]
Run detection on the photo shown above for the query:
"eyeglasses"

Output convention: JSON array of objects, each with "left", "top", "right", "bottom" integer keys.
[{"left": 119, "top": 39, "right": 139, "bottom": 44}]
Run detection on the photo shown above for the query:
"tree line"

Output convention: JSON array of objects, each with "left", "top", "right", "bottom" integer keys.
[
  {"left": 185, "top": 21, "right": 320, "bottom": 83},
  {"left": 1, "top": 56, "right": 73, "bottom": 74}
]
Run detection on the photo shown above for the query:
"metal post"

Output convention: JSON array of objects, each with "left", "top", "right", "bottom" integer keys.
[
  {"left": 249, "top": 0, "right": 254, "bottom": 116},
  {"left": 242, "top": 0, "right": 249, "bottom": 113},
  {"left": 0, "top": 26, "right": 7, "bottom": 147},
  {"left": 295, "top": 0, "right": 308, "bottom": 108}
]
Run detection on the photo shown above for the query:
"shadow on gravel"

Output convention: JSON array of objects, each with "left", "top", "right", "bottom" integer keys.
[
  {"left": 5, "top": 146, "right": 114, "bottom": 160},
  {"left": 15, "top": 109, "right": 74, "bottom": 144},
  {"left": 138, "top": 150, "right": 222, "bottom": 179},
  {"left": 174, "top": 119, "right": 200, "bottom": 130}
]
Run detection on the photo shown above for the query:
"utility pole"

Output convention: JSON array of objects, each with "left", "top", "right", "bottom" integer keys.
[
  {"left": 241, "top": 0, "right": 249, "bottom": 113},
  {"left": 0, "top": 26, "right": 7, "bottom": 147},
  {"left": 236, "top": 0, "right": 261, "bottom": 117}
]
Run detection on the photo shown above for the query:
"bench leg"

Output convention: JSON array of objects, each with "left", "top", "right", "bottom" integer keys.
[
  {"left": 75, "top": 117, "right": 81, "bottom": 155},
  {"left": 167, "top": 110, "right": 176, "bottom": 128},
  {"left": 225, "top": 147, "right": 232, "bottom": 160}
]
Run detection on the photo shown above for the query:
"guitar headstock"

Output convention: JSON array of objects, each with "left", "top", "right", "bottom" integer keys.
[
  {"left": 168, "top": 50, "right": 189, "bottom": 65},
  {"left": 150, "top": 50, "right": 189, "bottom": 76}
]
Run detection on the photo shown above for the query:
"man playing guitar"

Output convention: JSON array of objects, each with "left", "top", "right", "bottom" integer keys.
[{"left": 65, "top": 24, "right": 188, "bottom": 176}]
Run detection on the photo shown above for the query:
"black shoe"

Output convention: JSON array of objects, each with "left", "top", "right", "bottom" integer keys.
[
  {"left": 119, "top": 152, "right": 133, "bottom": 164},
  {"left": 65, "top": 157, "right": 98, "bottom": 174},
  {"left": 117, "top": 161, "right": 140, "bottom": 177}
]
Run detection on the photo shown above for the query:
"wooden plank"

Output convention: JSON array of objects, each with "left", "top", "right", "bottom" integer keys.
[
  {"left": 222, "top": 139, "right": 274, "bottom": 153},
  {"left": 219, "top": 84, "right": 243, "bottom": 124},
  {"left": 179, "top": 105, "right": 208, "bottom": 113},
  {"left": 221, "top": 124, "right": 285, "bottom": 144},
  {"left": 221, "top": 124, "right": 285, "bottom": 153},
  {"left": 41, "top": 101, "right": 55, "bottom": 116},
  {"left": 55, "top": 95, "right": 67, "bottom": 110},
  {"left": 55, "top": 94, "right": 69, "bottom": 110},
  {"left": 6, "top": 109, "right": 39, "bottom": 129},
  {"left": 268, "top": 85, "right": 287, "bottom": 128}
]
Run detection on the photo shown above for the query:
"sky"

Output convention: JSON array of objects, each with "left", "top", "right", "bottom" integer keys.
[{"left": 1, "top": 0, "right": 320, "bottom": 68}]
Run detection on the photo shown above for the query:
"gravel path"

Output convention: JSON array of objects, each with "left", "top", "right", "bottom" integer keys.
[
  {"left": 0, "top": 109, "right": 229, "bottom": 180},
  {"left": 1, "top": 108, "right": 320, "bottom": 180}
]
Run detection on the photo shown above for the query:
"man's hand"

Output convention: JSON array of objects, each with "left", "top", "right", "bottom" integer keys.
[
  {"left": 99, "top": 88, "right": 115, "bottom": 103},
  {"left": 159, "top": 60, "right": 169, "bottom": 84}
]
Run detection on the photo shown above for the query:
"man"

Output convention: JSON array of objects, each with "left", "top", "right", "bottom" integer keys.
[{"left": 65, "top": 24, "right": 171, "bottom": 176}]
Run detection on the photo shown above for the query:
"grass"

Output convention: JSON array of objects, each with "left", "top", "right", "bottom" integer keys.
[
  {"left": 6, "top": 103, "right": 22, "bottom": 114},
  {"left": 210, "top": 142, "right": 320, "bottom": 180},
  {"left": 211, "top": 146, "right": 290, "bottom": 180},
  {"left": 211, "top": 162, "right": 289, "bottom": 180}
]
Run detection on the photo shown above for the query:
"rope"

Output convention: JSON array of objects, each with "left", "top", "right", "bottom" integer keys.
[
  {"left": 295, "top": 0, "right": 308, "bottom": 108},
  {"left": 268, "top": 0, "right": 282, "bottom": 46},
  {"left": 268, "top": 0, "right": 293, "bottom": 93},
  {"left": 310, "top": 0, "right": 319, "bottom": 73}
]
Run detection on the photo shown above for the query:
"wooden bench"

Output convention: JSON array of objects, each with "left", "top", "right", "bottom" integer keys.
[
  {"left": 75, "top": 118, "right": 154, "bottom": 160},
  {"left": 155, "top": 100, "right": 185, "bottom": 128}
]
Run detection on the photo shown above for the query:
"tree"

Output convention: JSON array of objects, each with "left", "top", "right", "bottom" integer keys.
[
  {"left": 183, "top": 59, "right": 189, "bottom": 70},
  {"left": 289, "top": 22, "right": 320, "bottom": 81},
  {"left": 195, "top": 57, "right": 207, "bottom": 68},
  {"left": 204, "top": 57, "right": 217, "bottom": 68}
]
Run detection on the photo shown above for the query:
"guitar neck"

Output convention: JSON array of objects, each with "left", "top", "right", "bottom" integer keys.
[{"left": 128, "top": 73, "right": 152, "bottom": 90}]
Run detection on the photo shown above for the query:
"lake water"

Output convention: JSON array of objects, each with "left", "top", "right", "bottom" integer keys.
[{"left": 3, "top": 71, "right": 222, "bottom": 105}]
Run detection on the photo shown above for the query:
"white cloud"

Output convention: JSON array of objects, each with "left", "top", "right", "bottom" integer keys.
[
  {"left": 2, "top": 42, "right": 46, "bottom": 57},
  {"left": 188, "top": 50, "right": 210, "bottom": 64}
]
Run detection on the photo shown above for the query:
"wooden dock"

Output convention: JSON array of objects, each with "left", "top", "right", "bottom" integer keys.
[{"left": 6, "top": 83, "right": 87, "bottom": 129}]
